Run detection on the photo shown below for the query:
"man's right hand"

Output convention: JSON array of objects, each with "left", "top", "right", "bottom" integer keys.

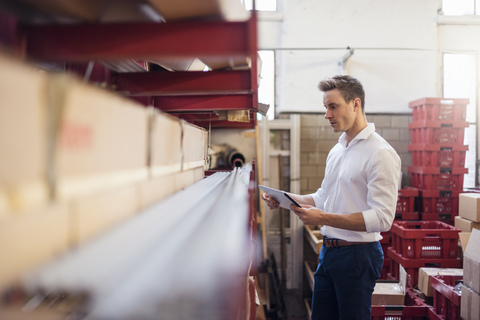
[{"left": 261, "top": 193, "right": 280, "bottom": 210}]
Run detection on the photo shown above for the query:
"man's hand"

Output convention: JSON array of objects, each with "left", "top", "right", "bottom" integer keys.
[
  {"left": 290, "top": 204, "right": 321, "bottom": 225},
  {"left": 290, "top": 204, "right": 367, "bottom": 231},
  {"left": 261, "top": 193, "right": 280, "bottom": 210}
]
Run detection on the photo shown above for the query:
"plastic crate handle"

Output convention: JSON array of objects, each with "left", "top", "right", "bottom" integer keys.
[
  {"left": 440, "top": 100, "right": 454, "bottom": 104},
  {"left": 439, "top": 190, "right": 452, "bottom": 197},
  {"left": 440, "top": 167, "right": 453, "bottom": 174},
  {"left": 384, "top": 305, "right": 404, "bottom": 312}
]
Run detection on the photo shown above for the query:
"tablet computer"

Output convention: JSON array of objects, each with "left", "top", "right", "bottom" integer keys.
[{"left": 259, "top": 185, "right": 301, "bottom": 209}]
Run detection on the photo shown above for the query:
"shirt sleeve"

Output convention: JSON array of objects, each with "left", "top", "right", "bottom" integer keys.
[
  {"left": 309, "top": 188, "right": 326, "bottom": 209},
  {"left": 309, "top": 171, "right": 328, "bottom": 209},
  {"left": 362, "top": 148, "right": 401, "bottom": 233}
]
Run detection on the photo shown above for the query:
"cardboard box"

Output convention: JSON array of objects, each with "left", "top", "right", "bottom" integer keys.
[
  {"left": 372, "top": 265, "right": 406, "bottom": 305},
  {"left": 138, "top": 174, "right": 178, "bottom": 210},
  {"left": 459, "top": 193, "right": 480, "bottom": 222},
  {"left": 0, "top": 203, "right": 69, "bottom": 290},
  {"left": 417, "top": 267, "right": 463, "bottom": 297},
  {"left": 460, "top": 232, "right": 471, "bottom": 255},
  {"left": 138, "top": 167, "right": 204, "bottom": 210},
  {"left": 372, "top": 282, "right": 405, "bottom": 305},
  {"left": 53, "top": 75, "right": 149, "bottom": 200},
  {"left": 455, "top": 215, "right": 480, "bottom": 232},
  {"left": 149, "top": 110, "right": 182, "bottom": 177},
  {"left": 70, "top": 184, "right": 139, "bottom": 245},
  {"left": 0, "top": 307, "right": 65, "bottom": 320},
  {"left": 0, "top": 53, "right": 149, "bottom": 209},
  {"left": 461, "top": 285, "right": 480, "bottom": 320},
  {"left": 0, "top": 52, "right": 50, "bottom": 211},
  {"left": 182, "top": 122, "right": 208, "bottom": 171},
  {"left": 463, "top": 228, "right": 480, "bottom": 294}
]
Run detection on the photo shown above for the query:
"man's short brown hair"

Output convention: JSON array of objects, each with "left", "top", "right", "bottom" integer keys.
[{"left": 318, "top": 75, "right": 365, "bottom": 112}]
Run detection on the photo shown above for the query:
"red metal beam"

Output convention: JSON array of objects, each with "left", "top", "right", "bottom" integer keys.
[
  {"left": 113, "top": 70, "right": 252, "bottom": 96},
  {"left": 167, "top": 113, "right": 221, "bottom": 122},
  {"left": 153, "top": 94, "right": 255, "bottom": 112},
  {"left": 192, "top": 118, "right": 256, "bottom": 129},
  {"left": 169, "top": 111, "right": 257, "bottom": 129},
  {"left": 24, "top": 19, "right": 253, "bottom": 61}
]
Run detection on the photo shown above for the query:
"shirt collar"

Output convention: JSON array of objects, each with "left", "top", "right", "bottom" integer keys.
[{"left": 338, "top": 123, "right": 376, "bottom": 147}]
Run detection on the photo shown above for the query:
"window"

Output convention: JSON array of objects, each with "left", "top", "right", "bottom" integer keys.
[
  {"left": 244, "top": 0, "right": 277, "bottom": 11},
  {"left": 442, "top": 0, "right": 480, "bottom": 15},
  {"left": 443, "top": 54, "right": 478, "bottom": 188},
  {"left": 258, "top": 50, "right": 275, "bottom": 120}
]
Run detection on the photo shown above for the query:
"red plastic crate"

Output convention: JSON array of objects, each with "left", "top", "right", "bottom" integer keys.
[
  {"left": 408, "top": 121, "right": 468, "bottom": 145},
  {"left": 428, "top": 308, "right": 444, "bottom": 320},
  {"left": 408, "top": 166, "right": 467, "bottom": 191},
  {"left": 396, "top": 212, "right": 420, "bottom": 220},
  {"left": 387, "top": 257, "right": 419, "bottom": 288},
  {"left": 408, "top": 144, "right": 468, "bottom": 168},
  {"left": 420, "top": 190, "right": 460, "bottom": 215},
  {"left": 380, "top": 231, "right": 392, "bottom": 245},
  {"left": 396, "top": 188, "right": 419, "bottom": 214},
  {"left": 371, "top": 289, "right": 428, "bottom": 320},
  {"left": 409, "top": 98, "right": 468, "bottom": 122},
  {"left": 420, "top": 213, "right": 453, "bottom": 225},
  {"left": 387, "top": 248, "right": 462, "bottom": 288},
  {"left": 429, "top": 274, "right": 462, "bottom": 320},
  {"left": 390, "top": 221, "right": 460, "bottom": 259}
]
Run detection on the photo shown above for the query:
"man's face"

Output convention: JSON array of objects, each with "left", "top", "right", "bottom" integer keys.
[{"left": 323, "top": 88, "right": 356, "bottom": 133}]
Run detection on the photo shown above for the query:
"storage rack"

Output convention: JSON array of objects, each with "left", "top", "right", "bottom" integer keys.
[{"left": 0, "top": 2, "right": 261, "bottom": 319}]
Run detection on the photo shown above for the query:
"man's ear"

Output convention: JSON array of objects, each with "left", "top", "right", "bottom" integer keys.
[{"left": 353, "top": 98, "right": 361, "bottom": 110}]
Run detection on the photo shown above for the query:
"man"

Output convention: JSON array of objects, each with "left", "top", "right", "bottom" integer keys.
[{"left": 262, "top": 75, "right": 401, "bottom": 320}]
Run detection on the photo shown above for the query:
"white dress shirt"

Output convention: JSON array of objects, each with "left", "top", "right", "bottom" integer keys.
[{"left": 309, "top": 123, "right": 401, "bottom": 242}]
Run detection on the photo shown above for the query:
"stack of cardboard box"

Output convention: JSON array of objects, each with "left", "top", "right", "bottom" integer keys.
[
  {"left": 456, "top": 193, "right": 480, "bottom": 232},
  {"left": 461, "top": 228, "right": 480, "bottom": 319},
  {"left": 0, "top": 50, "right": 208, "bottom": 291}
]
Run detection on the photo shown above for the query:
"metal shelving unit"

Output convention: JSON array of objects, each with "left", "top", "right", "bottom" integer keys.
[
  {"left": 0, "top": 3, "right": 260, "bottom": 129},
  {"left": 0, "top": 2, "right": 261, "bottom": 319}
]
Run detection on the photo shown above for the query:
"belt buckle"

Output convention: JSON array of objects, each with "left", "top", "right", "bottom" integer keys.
[{"left": 324, "top": 237, "right": 338, "bottom": 248}]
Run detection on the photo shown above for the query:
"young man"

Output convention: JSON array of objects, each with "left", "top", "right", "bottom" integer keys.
[{"left": 262, "top": 75, "right": 401, "bottom": 320}]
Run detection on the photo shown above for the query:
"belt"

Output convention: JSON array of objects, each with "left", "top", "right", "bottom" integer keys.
[{"left": 323, "top": 236, "right": 373, "bottom": 248}]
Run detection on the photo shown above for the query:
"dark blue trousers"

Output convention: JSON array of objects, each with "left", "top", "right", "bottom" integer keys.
[{"left": 311, "top": 242, "right": 384, "bottom": 320}]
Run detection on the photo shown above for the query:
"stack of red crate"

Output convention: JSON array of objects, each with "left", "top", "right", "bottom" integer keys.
[
  {"left": 386, "top": 221, "right": 462, "bottom": 288},
  {"left": 407, "top": 97, "right": 470, "bottom": 225},
  {"left": 395, "top": 188, "right": 420, "bottom": 221}
]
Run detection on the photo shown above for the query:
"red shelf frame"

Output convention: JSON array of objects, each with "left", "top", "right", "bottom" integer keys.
[
  {"left": 18, "top": 13, "right": 259, "bottom": 129},
  {"left": 23, "top": 19, "right": 255, "bottom": 61},
  {"left": 112, "top": 70, "right": 254, "bottom": 96}
]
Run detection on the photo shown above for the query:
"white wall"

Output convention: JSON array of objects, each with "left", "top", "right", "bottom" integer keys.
[{"left": 257, "top": 0, "right": 480, "bottom": 114}]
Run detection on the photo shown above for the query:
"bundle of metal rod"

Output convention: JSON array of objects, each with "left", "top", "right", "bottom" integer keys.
[{"left": 21, "top": 167, "right": 252, "bottom": 320}]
